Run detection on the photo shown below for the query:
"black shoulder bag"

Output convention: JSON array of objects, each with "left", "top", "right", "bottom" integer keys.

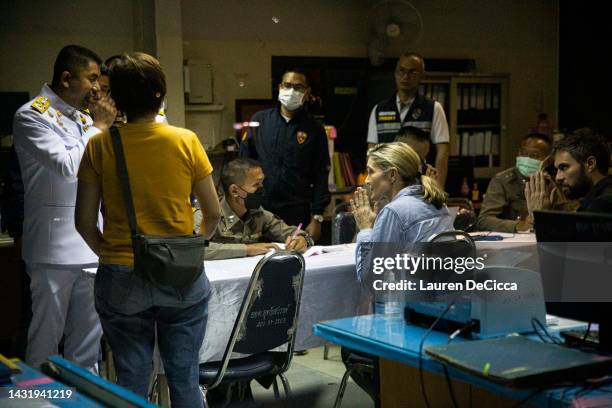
[{"left": 110, "top": 127, "right": 206, "bottom": 288}]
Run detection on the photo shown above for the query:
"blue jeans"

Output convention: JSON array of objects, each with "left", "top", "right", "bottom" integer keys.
[{"left": 95, "top": 264, "right": 209, "bottom": 408}]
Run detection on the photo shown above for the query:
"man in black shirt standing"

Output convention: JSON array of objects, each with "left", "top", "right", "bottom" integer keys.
[
  {"left": 526, "top": 129, "right": 612, "bottom": 215},
  {"left": 239, "top": 70, "right": 330, "bottom": 241}
]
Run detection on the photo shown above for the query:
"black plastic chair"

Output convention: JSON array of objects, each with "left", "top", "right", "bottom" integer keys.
[
  {"left": 336, "top": 347, "right": 379, "bottom": 408},
  {"left": 333, "top": 207, "right": 380, "bottom": 406},
  {"left": 447, "top": 197, "right": 477, "bottom": 232},
  {"left": 324, "top": 202, "right": 358, "bottom": 361},
  {"left": 331, "top": 202, "right": 357, "bottom": 245},
  {"left": 427, "top": 229, "right": 476, "bottom": 251},
  {"left": 198, "top": 250, "right": 305, "bottom": 405}
]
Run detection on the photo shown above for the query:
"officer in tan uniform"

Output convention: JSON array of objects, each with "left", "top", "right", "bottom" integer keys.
[
  {"left": 478, "top": 134, "right": 559, "bottom": 232},
  {"left": 205, "top": 158, "right": 313, "bottom": 260}
]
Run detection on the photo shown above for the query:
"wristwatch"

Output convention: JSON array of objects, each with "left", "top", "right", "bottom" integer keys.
[{"left": 312, "top": 214, "right": 324, "bottom": 223}]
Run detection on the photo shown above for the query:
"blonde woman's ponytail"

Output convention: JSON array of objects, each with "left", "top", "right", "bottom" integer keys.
[{"left": 420, "top": 174, "right": 447, "bottom": 208}]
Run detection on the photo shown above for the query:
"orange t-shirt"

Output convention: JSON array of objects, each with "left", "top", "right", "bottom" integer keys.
[{"left": 78, "top": 123, "right": 212, "bottom": 265}]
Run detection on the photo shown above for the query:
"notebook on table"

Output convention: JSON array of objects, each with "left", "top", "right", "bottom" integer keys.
[{"left": 425, "top": 336, "right": 612, "bottom": 388}]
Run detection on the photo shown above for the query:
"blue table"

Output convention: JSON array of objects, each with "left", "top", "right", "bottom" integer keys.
[
  {"left": 0, "top": 356, "right": 156, "bottom": 407},
  {"left": 314, "top": 315, "right": 612, "bottom": 408},
  {"left": 1, "top": 360, "right": 103, "bottom": 407}
]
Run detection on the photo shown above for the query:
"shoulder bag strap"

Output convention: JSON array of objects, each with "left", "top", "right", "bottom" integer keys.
[{"left": 109, "top": 126, "right": 139, "bottom": 236}]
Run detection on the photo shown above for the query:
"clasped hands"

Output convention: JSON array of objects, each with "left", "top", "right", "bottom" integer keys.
[
  {"left": 350, "top": 187, "right": 378, "bottom": 231},
  {"left": 525, "top": 170, "right": 557, "bottom": 218}
]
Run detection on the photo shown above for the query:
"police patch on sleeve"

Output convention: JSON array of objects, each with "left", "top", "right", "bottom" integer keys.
[{"left": 31, "top": 96, "right": 50, "bottom": 114}]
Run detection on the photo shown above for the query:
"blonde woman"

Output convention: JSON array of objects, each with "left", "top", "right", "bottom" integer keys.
[{"left": 350, "top": 142, "right": 453, "bottom": 281}]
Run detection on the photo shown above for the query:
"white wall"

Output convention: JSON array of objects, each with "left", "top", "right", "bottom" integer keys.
[
  {"left": 1, "top": 0, "right": 560, "bottom": 167},
  {"left": 181, "top": 0, "right": 560, "bottom": 165},
  {"left": 0, "top": 1, "right": 135, "bottom": 98},
  {"left": 155, "top": 0, "right": 186, "bottom": 127}
]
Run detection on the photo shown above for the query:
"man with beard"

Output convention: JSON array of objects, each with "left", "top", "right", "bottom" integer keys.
[
  {"left": 13, "top": 45, "right": 116, "bottom": 370},
  {"left": 525, "top": 129, "right": 612, "bottom": 216}
]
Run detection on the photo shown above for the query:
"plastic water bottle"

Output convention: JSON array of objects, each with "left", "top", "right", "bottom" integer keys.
[
  {"left": 385, "top": 271, "right": 403, "bottom": 316},
  {"left": 374, "top": 271, "right": 402, "bottom": 316}
]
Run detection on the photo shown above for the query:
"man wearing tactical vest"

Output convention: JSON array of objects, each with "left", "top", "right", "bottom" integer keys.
[{"left": 367, "top": 52, "right": 450, "bottom": 184}]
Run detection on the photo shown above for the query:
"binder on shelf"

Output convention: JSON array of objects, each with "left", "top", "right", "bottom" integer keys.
[
  {"left": 484, "top": 130, "right": 493, "bottom": 154},
  {"left": 325, "top": 126, "right": 336, "bottom": 190},
  {"left": 332, "top": 153, "right": 345, "bottom": 189},
  {"left": 457, "top": 85, "right": 463, "bottom": 111},
  {"left": 346, "top": 154, "right": 356, "bottom": 186},
  {"left": 468, "top": 132, "right": 477, "bottom": 156},
  {"left": 468, "top": 85, "right": 477, "bottom": 109},
  {"left": 492, "top": 87, "right": 500, "bottom": 110},
  {"left": 491, "top": 133, "right": 500, "bottom": 155},
  {"left": 340, "top": 153, "right": 355, "bottom": 186},
  {"left": 485, "top": 85, "right": 493, "bottom": 110},
  {"left": 461, "top": 131, "right": 470, "bottom": 156},
  {"left": 474, "top": 132, "right": 485, "bottom": 155},
  {"left": 452, "top": 133, "right": 461, "bottom": 156},
  {"left": 476, "top": 85, "right": 485, "bottom": 110},
  {"left": 462, "top": 85, "right": 470, "bottom": 110},
  {"left": 438, "top": 85, "right": 447, "bottom": 108}
]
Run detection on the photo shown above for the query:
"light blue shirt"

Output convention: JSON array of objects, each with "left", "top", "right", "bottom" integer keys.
[{"left": 355, "top": 184, "right": 453, "bottom": 282}]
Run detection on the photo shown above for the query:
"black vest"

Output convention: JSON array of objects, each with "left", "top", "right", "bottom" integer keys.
[{"left": 374, "top": 93, "right": 435, "bottom": 143}]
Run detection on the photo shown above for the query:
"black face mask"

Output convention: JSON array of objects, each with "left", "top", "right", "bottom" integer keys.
[{"left": 239, "top": 186, "right": 265, "bottom": 210}]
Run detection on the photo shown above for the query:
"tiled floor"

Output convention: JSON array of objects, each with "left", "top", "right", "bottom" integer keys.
[{"left": 250, "top": 345, "right": 374, "bottom": 407}]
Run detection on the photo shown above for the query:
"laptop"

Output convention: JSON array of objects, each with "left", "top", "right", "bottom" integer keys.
[{"left": 425, "top": 336, "right": 612, "bottom": 388}]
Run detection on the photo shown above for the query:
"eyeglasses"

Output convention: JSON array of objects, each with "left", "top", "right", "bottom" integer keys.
[
  {"left": 395, "top": 68, "right": 423, "bottom": 78},
  {"left": 281, "top": 82, "right": 307, "bottom": 92}
]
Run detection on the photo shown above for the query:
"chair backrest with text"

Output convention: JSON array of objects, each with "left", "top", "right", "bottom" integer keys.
[{"left": 208, "top": 251, "right": 306, "bottom": 389}]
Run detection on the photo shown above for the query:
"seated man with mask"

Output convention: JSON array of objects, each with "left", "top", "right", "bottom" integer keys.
[
  {"left": 205, "top": 158, "right": 313, "bottom": 260},
  {"left": 477, "top": 133, "right": 554, "bottom": 232}
]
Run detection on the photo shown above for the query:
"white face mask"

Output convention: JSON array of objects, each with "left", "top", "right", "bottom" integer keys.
[{"left": 278, "top": 88, "right": 305, "bottom": 111}]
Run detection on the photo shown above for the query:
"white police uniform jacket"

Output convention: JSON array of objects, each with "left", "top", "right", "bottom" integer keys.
[{"left": 13, "top": 84, "right": 101, "bottom": 265}]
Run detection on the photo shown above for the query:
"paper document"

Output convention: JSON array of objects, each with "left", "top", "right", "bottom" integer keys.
[{"left": 303, "top": 245, "right": 350, "bottom": 257}]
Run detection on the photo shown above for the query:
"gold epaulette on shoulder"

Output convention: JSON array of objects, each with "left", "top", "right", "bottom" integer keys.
[{"left": 31, "top": 96, "right": 50, "bottom": 114}]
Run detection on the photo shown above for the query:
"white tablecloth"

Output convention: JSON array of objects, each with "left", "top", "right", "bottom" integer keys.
[
  {"left": 86, "top": 235, "right": 540, "bottom": 363},
  {"left": 200, "top": 244, "right": 364, "bottom": 362}
]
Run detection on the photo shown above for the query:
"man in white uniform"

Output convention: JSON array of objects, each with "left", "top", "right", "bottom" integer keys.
[
  {"left": 13, "top": 45, "right": 116, "bottom": 370},
  {"left": 367, "top": 52, "right": 450, "bottom": 184}
]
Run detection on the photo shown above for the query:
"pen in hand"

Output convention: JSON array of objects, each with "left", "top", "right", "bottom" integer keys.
[{"left": 287, "top": 223, "right": 302, "bottom": 250}]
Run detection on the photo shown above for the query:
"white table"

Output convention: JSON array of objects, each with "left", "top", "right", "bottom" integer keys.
[
  {"left": 200, "top": 244, "right": 365, "bottom": 362},
  {"left": 85, "top": 245, "right": 365, "bottom": 363},
  {"left": 87, "top": 235, "right": 542, "bottom": 364}
]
